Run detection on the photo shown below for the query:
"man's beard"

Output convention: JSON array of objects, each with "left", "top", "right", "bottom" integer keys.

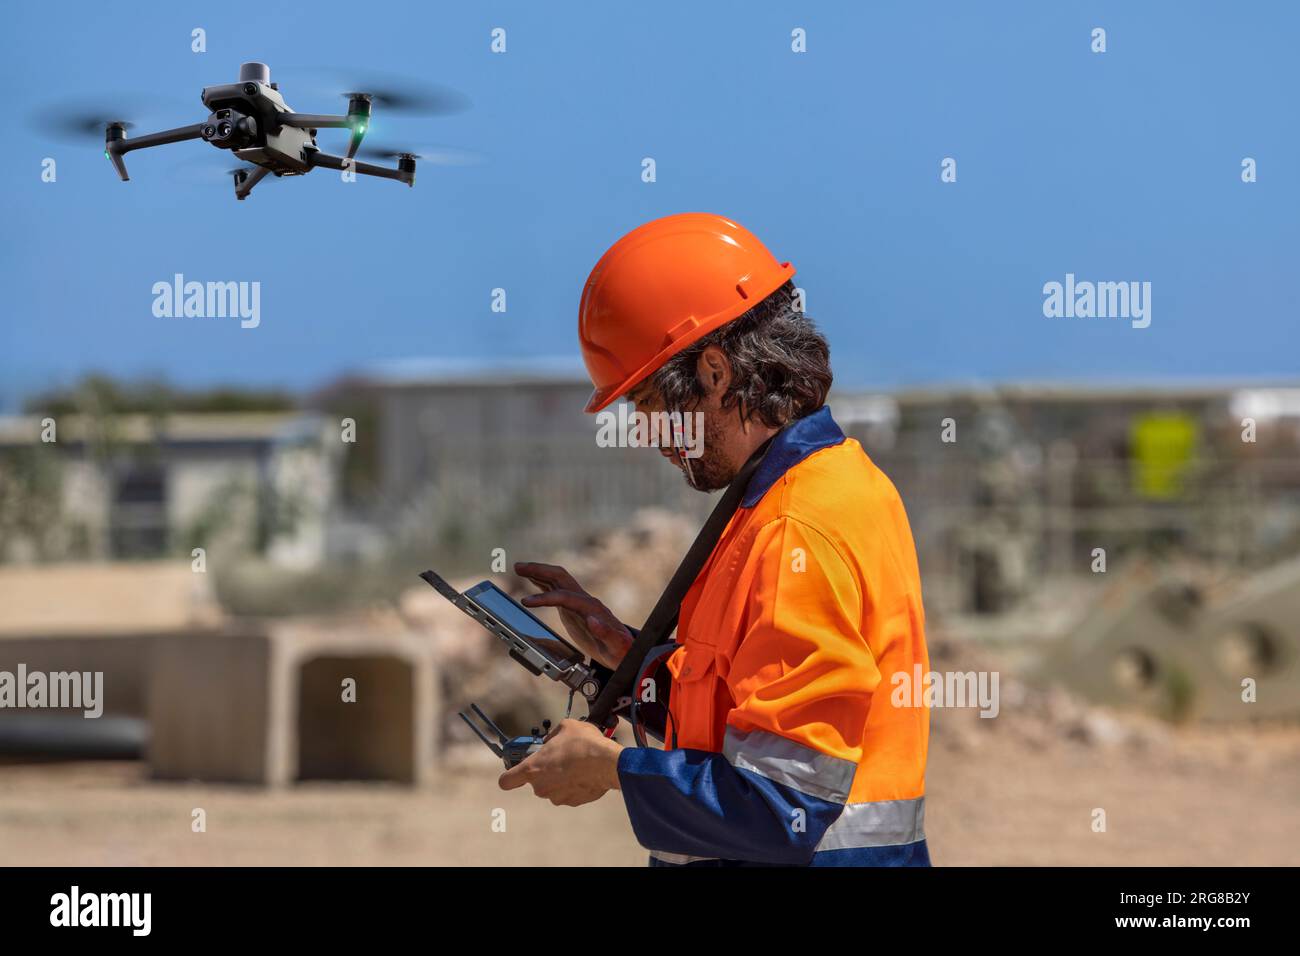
[{"left": 675, "top": 411, "right": 735, "bottom": 492}]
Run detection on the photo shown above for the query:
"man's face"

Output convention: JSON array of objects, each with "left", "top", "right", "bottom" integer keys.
[{"left": 625, "top": 378, "right": 736, "bottom": 492}]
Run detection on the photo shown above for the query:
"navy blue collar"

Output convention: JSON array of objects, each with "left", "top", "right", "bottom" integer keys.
[{"left": 741, "top": 406, "right": 845, "bottom": 507}]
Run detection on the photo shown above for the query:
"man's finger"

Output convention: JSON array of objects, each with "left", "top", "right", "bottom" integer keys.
[
  {"left": 514, "top": 562, "right": 579, "bottom": 590},
  {"left": 521, "top": 589, "right": 598, "bottom": 615},
  {"left": 498, "top": 761, "right": 533, "bottom": 791}
]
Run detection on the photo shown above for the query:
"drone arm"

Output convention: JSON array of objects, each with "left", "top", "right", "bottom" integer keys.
[
  {"left": 280, "top": 110, "right": 370, "bottom": 159},
  {"left": 117, "top": 123, "right": 208, "bottom": 154},
  {"left": 106, "top": 123, "right": 207, "bottom": 181},
  {"left": 304, "top": 149, "right": 414, "bottom": 186},
  {"left": 277, "top": 112, "right": 353, "bottom": 130}
]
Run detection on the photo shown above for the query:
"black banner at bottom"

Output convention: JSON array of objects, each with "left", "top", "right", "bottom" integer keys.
[{"left": 0, "top": 866, "right": 1284, "bottom": 943}]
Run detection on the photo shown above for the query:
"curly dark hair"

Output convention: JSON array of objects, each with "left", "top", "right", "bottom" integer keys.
[{"left": 650, "top": 281, "right": 832, "bottom": 428}]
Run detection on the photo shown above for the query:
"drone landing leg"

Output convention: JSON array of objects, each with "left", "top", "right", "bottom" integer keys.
[{"left": 234, "top": 165, "right": 272, "bottom": 201}]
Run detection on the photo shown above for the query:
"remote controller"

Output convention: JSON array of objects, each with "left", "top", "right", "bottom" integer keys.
[{"left": 459, "top": 703, "right": 550, "bottom": 769}]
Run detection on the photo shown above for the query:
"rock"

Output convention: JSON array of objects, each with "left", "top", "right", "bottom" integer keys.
[{"left": 1067, "top": 710, "right": 1129, "bottom": 748}]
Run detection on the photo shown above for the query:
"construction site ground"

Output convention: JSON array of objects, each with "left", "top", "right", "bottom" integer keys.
[{"left": 2, "top": 709, "right": 1295, "bottom": 866}]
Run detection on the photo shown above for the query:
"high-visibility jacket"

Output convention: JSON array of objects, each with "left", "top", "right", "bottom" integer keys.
[{"left": 617, "top": 407, "right": 931, "bottom": 866}]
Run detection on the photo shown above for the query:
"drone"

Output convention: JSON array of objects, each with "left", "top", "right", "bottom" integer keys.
[{"left": 86, "top": 61, "right": 465, "bottom": 200}]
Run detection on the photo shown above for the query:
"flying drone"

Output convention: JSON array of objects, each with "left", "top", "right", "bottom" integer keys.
[{"left": 73, "top": 61, "right": 467, "bottom": 200}]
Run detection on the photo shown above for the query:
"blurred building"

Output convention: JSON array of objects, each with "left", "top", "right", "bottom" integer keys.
[
  {"left": 0, "top": 412, "right": 337, "bottom": 567},
  {"left": 316, "top": 358, "right": 701, "bottom": 565},
  {"left": 5, "top": 372, "right": 1298, "bottom": 628},
  {"left": 842, "top": 383, "right": 1300, "bottom": 617},
  {"left": 313, "top": 366, "right": 1300, "bottom": 603}
]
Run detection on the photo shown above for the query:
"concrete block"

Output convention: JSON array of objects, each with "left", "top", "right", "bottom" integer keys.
[{"left": 148, "top": 617, "right": 438, "bottom": 785}]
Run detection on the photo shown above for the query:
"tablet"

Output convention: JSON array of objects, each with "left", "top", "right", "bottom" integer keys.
[{"left": 419, "top": 570, "right": 600, "bottom": 700}]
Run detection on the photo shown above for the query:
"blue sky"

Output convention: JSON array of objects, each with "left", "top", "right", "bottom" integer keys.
[{"left": 2, "top": 1, "right": 1296, "bottom": 410}]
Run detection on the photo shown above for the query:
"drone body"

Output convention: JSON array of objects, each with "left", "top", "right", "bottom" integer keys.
[{"left": 104, "top": 62, "right": 420, "bottom": 200}]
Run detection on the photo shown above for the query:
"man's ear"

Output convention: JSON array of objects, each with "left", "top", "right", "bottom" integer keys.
[{"left": 695, "top": 346, "right": 732, "bottom": 402}]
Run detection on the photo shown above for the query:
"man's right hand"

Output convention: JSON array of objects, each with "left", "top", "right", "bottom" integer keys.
[{"left": 514, "top": 562, "right": 634, "bottom": 669}]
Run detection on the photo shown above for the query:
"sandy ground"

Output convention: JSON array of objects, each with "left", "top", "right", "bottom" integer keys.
[
  {"left": 1, "top": 713, "right": 1297, "bottom": 866},
  {"left": 0, "top": 752, "right": 645, "bottom": 866},
  {"left": 925, "top": 718, "right": 1300, "bottom": 865}
]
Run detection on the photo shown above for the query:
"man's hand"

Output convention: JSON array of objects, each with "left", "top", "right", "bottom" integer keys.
[
  {"left": 498, "top": 719, "right": 623, "bottom": 807},
  {"left": 514, "top": 562, "right": 634, "bottom": 669}
]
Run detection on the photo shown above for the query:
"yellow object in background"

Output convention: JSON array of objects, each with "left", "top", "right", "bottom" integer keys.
[{"left": 1130, "top": 411, "right": 1199, "bottom": 500}]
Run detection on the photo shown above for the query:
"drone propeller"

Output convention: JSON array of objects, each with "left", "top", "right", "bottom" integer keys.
[
  {"left": 227, "top": 165, "right": 267, "bottom": 187},
  {"left": 30, "top": 95, "right": 182, "bottom": 143},
  {"left": 45, "top": 115, "right": 136, "bottom": 140},
  {"left": 167, "top": 161, "right": 276, "bottom": 200},
  {"left": 338, "top": 85, "right": 469, "bottom": 116},
  {"left": 168, "top": 160, "right": 278, "bottom": 188},
  {"left": 275, "top": 67, "right": 470, "bottom": 164},
  {"left": 355, "top": 143, "right": 484, "bottom": 166},
  {"left": 278, "top": 66, "right": 471, "bottom": 116}
]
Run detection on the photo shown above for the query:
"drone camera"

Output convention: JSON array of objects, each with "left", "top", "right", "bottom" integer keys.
[{"left": 202, "top": 108, "right": 258, "bottom": 150}]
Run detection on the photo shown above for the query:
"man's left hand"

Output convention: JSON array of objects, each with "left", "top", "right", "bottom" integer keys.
[{"left": 498, "top": 719, "right": 623, "bottom": 807}]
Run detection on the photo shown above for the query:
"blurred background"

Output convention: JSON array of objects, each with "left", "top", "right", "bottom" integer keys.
[{"left": 1, "top": 1, "right": 1297, "bottom": 865}]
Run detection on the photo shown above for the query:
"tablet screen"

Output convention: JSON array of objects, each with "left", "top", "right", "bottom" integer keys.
[{"left": 465, "top": 582, "right": 586, "bottom": 670}]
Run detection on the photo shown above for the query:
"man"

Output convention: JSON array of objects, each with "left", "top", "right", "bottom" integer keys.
[{"left": 500, "top": 213, "right": 931, "bottom": 867}]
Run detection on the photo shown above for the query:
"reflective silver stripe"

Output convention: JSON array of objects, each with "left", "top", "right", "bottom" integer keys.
[
  {"left": 650, "top": 850, "right": 718, "bottom": 865},
  {"left": 815, "top": 796, "right": 926, "bottom": 851},
  {"left": 722, "top": 726, "right": 855, "bottom": 805}
]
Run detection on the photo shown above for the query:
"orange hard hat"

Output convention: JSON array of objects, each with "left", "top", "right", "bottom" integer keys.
[{"left": 577, "top": 213, "right": 796, "bottom": 413}]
